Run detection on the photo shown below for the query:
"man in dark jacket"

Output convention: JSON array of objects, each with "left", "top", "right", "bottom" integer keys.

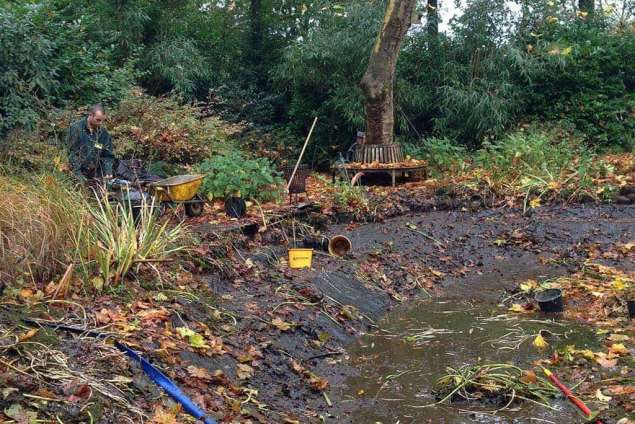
[{"left": 67, "top": 103, "right": 116, "bottom": 181}]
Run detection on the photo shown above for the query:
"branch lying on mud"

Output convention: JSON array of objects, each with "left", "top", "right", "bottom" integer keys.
[{"left": 405, "top": 222, "right": 446, "bottom": 247}]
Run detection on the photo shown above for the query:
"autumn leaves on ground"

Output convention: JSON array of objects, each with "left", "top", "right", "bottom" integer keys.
[{"left": 2, "top": 145, "right": 635, "bottom": 423}]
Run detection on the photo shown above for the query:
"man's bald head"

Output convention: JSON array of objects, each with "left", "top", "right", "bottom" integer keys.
[{"left": 87, "top": 103, "right": 105, "bottom": 130}]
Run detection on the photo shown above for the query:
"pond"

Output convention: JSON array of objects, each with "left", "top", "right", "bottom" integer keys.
[{"left": 340, "top": 287, "right": 601, "bottom": 423}]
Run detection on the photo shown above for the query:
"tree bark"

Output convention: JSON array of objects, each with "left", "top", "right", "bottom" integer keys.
[
  {"left": 360, "top": 0, "right": 417, "bottom": 145},
  {"left": 249, "top": 0, "right": 264, "bottom": 83},
  {"left": 427, "top": 0, "right": 438, "bottom": 37}
]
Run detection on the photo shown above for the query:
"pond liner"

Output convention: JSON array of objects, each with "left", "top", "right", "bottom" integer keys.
[{"left": 21, "top": 319, "right": 218, "bottom": 424}]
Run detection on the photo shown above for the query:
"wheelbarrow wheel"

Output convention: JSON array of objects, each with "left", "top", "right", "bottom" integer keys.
[{"left": 185, "top": 201, "right": 204, "bottom": 217}]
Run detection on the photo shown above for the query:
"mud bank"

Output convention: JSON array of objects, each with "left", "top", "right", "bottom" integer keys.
[{"left": 189, "top": 204, "right": 635, "bottom": 422}]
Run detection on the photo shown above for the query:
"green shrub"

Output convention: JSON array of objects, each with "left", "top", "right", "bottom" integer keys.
[
  {"left": 195, "top": 152, "right": 284, "bottom": 202},
  {"left": 404, "top": 137, "right": 468, "bottom": 176},
  {"left": 0, "top": 3, "right": 138, "bottom": 137},
  {"left": 476, "top": 126, "right": 599, "bottom": 198},
  {"left": 518, "top": 7, "right": 635, "bottom": 149}
]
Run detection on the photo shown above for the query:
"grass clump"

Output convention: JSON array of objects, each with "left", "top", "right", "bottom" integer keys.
[
  {"left": 76, "top": 193, "right": 187, "bottom": 288},
  {"left": 475, "top": 126, "right": 606, "bottom": 208},
  {"left": 0, "top": 173, "right": 87, "bottom": 283},
  {"left": 434, "top": 363, "right": 559, "bottom": 410},
  {"left": 0, "top": 171, "right": 188, "bottom": 290}
]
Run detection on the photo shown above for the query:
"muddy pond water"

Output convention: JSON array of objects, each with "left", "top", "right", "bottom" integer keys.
[{"left": 340, "top": 285, "right": 601, "bottom": 423}]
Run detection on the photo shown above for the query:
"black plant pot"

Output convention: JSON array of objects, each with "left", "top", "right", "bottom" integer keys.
[
  {"left": 302, "top": 235, "right": 330, "bottom": 252},
  {"left": 535, "top": 289, "right": 564, "bottom": 313},
  {"left": 224, "top": 196, "right": 246, "bottom": 218}
]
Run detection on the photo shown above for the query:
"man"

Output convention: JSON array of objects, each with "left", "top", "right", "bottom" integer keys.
[{"left": 67, "top": 103, "right": 116, "bottom": 181}]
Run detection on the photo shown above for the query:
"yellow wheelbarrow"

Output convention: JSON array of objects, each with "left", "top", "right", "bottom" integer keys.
[{"left": 149, "top": 174, "right": 206, "bottom": 217}]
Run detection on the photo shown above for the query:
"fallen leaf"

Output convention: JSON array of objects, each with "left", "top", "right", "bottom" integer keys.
[
  {"left": 5, "top": 403, "right": 38, "bottom": 424},
  {"left": 609, "top": 343, "right": 629, "bottom": 356},
  {"left": 608, "top": 334, "right": 630, "bottom": 342},
  {"left": 613, "top": 277, "right": 629, "bottom": 291},
  {"left": 509, "top": 303, "right": 533, "bottom": 313},
  {"left": 149, "top": 406, "right": 180, "bottom": 424},
  {"left": 187, "top": 366, "right": 212, "bottom": 380},
  {"left": 520, "top": 280, "right": 538, "bottom": 292},
  {"left": 533, "top": 334, "right": 549, "bottom": 349},
  {"left": 521, "top": 370, "right": 537, "bottom": 384},
  {"left": 176, "top": 327, "right": 208, "bottom": 349},
  {"left": 608, "top": 385, "right": 635, "bottom": 396},
  {"left": 18, "top": 329, "right": 38, "bottom": 343},
  {"left": 596, "top": 389, "right": 612, "bottom": 402},
  {"left": 271, "top": 317, "right": 292, "bottom": 331},
  {"left": 91, "top": 276, "right": 104, "bottom": 292},
  {"left": 19, "top": 288, "right": 34, "bottom": 299},
  {"left": 236, "top": 363, "right": 254, "bottom": 380},
  {"left": 596, "top": 356, "right": 618, "bottom": 368},
  {"left": 308, "top": 374, "right": 329, "bottom": 391}
]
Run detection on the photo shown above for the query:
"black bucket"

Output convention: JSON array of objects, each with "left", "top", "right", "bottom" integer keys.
[
  {"left": 627, "top": 300, "right": 635, "bottom": 319},
  {"left": 303, "top": 235, "right": 329, "bottom": 251},
  {"left": 535, "top": 289, "right": 564, "bottom": 313}
]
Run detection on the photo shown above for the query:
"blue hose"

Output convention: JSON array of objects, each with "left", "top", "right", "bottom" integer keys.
[{"left": 115, "top": 342, "right": 218, "bottom": 424}]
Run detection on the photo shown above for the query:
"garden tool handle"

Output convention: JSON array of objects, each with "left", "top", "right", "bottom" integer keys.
[{"left": 542, "top": 368, "right": 603, "bottom": 423}]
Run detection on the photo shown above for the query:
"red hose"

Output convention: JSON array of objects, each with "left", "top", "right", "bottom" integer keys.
[{"left": 543, "top": 368, "right": 603, "bottom": 424}]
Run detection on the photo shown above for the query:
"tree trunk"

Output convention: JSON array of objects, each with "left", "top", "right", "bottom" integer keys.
[
  {"left": 360, "top": 0, "right": 417, "bottom": 145},
  {"left": 579, "top": 0, "right": 594, "bottom": 16},
  {"left": 249, "top": 0, "right": 263, "bottom": 83},
  {"left": 427, "top": 0, "right": 438, "bottom": 37}
]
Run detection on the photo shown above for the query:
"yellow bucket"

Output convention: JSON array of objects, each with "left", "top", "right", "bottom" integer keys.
[{"left": 288, "top": 248, "right": 313, "bottom": 269}]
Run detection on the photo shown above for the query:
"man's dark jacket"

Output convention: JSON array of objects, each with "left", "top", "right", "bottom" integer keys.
[{"left": 66, "top": 117, "right": 115, "bottom": 179}]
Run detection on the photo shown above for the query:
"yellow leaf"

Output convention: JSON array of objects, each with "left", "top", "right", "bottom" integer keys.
[
  {"left": 509, "top": 304, "right": 530, "bottom": 313},
  {"left": 92, "top": 276, "right": 104, "bottom": 292},
  {"left": 176, "top": 327, "right": 208, "bottom": 349},
  {"left": 609, "top": 343, "right": 629, "bottom": 356},
  {"left": 272, "top": 317, "right": 292, "bottom": 331},
  {"left": 561, "top": 46, "right": 572, "bottom": 56},
  {"left": 577, "top": 349, "right": 596, "bottom": 360},
  {"left": 19, "top": 288, "right": 34, "bottom": 299},
  {"left": 533, "top": 334, "right": 549, "bottom": 349},
  {"left": 612, "top": 277, "right": 629, "bottom": 291},
  {"left": 520, "top": 280, "right": 538, "bottom": 292},
  {"left": 18, "top": 328, "right": 38, "bottom": 343},
  {"left": 529, "top": 197, "right": 541, "bottom": 209}
]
